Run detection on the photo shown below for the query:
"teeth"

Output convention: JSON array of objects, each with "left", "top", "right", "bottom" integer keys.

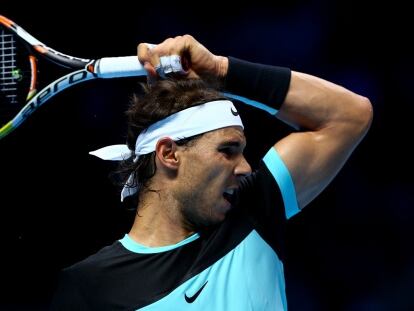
[{"left": 224, "top": 189, "right": 234, "bottom": 195}]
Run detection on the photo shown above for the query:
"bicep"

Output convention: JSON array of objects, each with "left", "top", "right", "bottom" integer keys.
[
  {"left": 273, "top": 126, "right": 356, "bottom": 209},
  {"left": 271, "top": 71, "right": 372, "bottom": 209}
]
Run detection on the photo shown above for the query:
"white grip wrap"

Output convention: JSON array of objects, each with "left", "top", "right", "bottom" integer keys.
[
  {"left": 94, "top": 56, "right": 147, "bottom": 78},
  {"left": 94, "top": 55, "right": 185, "bottom": 79}
]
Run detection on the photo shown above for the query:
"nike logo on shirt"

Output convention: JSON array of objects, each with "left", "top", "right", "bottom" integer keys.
[{"left": 184, "top": 281, "right": 208, "bottom": 303}]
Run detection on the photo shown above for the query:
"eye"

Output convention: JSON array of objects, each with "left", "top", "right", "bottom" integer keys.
[{"left": 218, "top": 147, "right": 236, "bottom": 157}]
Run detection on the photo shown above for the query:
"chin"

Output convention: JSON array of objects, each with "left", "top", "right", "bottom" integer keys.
[
  {"left": 204, "top": 214, "right": 226, "bottom": 226},
  {"left": 190, "top": 214, "right": 226, "bottom": 231},
  {"left": 182, "top": 202, "right": 230, "bottom": 230},
  {"left": 216, "top": 210, "right": 228, "bottom": 221},
  {"left": 208, "top": 209, "right": 229, "bottom": 225}
]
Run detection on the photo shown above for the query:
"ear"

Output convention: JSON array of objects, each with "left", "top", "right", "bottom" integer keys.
[{"left": 155, "top": 137, "right": 179, "bottom": 170}]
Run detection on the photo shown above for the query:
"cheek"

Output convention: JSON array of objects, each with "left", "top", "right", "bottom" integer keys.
[{"left": 181, "top": 152, "right": 232, "bottom": 192}]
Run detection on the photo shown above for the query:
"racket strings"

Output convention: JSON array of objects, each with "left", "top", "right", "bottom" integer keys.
[{"left": 0, "top": 28, "right": 19, "bottom": 104}]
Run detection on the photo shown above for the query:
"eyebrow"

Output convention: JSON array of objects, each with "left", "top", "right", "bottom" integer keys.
[{"left": 218, "top": 140, "right": 246, "bottom": 148}]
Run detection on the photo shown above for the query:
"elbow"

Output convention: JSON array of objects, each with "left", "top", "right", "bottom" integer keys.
[
  {"left": 356, "top": 96, "right": 374, "bottom": 134},
  {"left": 348, "top": 95, "right": 373, "bottom": 137}
]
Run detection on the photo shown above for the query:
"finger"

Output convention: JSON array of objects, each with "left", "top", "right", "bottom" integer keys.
[
  {"left": 137, "top": 43, "right": 152, "bottom": 64},
  {"left": 144, "top": 61, "right": 157, "bottom": 78},
  {"left": 137, "top": 42, "right": 160, "bottom": 82},
  {"left": 144, "top": 37, "right": 192, "bottom": 78},
  {"left": 151, "top": 37, "right": 176, "bottom": 56},
  {"left": 137, "top": 43, "right": 161, "bottom": 69}
]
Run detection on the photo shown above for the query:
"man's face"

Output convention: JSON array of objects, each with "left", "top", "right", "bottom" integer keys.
[{"left": 173, "top": 126, "right": 251, "bottom": 229}]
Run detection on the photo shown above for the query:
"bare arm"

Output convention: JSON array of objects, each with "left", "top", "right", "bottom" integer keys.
[
  {"left": 137, "top": 35, "right": 373, "bottom": 210},
  {"left": 274, "top": 72, "right": 372, "bottom": 208}
]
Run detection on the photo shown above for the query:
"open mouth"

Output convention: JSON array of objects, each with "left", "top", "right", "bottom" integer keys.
[{"left": 223, "top": 188, "right": 236, "bottom": 205}]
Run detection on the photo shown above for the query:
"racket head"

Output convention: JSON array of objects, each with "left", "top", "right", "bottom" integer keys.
[
  {"left": 0, "top": 16, "right": 37, "bottom": 135},
  {"left": 0, "top": 15, "right": 95, "bottom": 139},
  {"left": 0, "top": 15, "right": 148, "bottom": 140}
]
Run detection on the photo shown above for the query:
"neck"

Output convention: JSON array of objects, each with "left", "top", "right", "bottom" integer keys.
[{"left": 128, "top": 189, "right": 194, "bottom": 247}]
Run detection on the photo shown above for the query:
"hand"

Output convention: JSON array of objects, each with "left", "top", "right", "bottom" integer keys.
[{"left": 137, "top": 35, "right": 228, "bottom": 80}]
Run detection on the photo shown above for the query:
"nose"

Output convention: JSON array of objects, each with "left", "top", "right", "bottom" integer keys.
[{"left": 234, "top": 156, "right": 252, "bottom": 177}]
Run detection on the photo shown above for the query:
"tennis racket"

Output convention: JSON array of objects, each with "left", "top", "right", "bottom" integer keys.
[{"left": 0, "top": 15, "right": 164, "bottom": 140}]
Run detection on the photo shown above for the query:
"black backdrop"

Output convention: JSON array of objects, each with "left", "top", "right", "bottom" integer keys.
[{"left": 1, "top": 1, "right": 413, "bottom": 310}]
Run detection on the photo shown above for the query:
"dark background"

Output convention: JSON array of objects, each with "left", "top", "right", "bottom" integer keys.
[{"left": 1, "top": 1, "right": 413, "bottom": 310}]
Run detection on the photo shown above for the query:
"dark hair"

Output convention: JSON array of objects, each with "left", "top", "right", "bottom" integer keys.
[{"left": 115, "top": 79, "right": 225, "bottom": 207}]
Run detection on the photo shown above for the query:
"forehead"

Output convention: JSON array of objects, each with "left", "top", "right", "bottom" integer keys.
[{"left": 200, "top": 126, "right": 246, "bottom": 145}]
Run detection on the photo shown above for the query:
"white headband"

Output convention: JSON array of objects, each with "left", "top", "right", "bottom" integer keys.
[{"left": 89, "top": 100, "right": 243, "bottom": 201}]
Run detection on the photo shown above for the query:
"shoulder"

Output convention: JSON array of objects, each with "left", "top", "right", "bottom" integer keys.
[
  {"left": 238, "top": 148, "right": 300, "bottom": 220},
  {"left": 64, "top": 240, "right": 126, "bottom": 281}
]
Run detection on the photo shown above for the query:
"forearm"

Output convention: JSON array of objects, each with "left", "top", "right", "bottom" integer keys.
[{"left": 222, "top": 57, "right": 372, "bottom": 137}]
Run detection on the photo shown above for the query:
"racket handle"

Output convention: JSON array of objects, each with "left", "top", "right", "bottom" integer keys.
[{"left": 93, "top": 56, "right": 147, "bottom": 78}]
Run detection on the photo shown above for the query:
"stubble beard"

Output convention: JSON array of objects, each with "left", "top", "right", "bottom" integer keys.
[{"left": 176, "top": 188, "right": 220, "bottom": 233}]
